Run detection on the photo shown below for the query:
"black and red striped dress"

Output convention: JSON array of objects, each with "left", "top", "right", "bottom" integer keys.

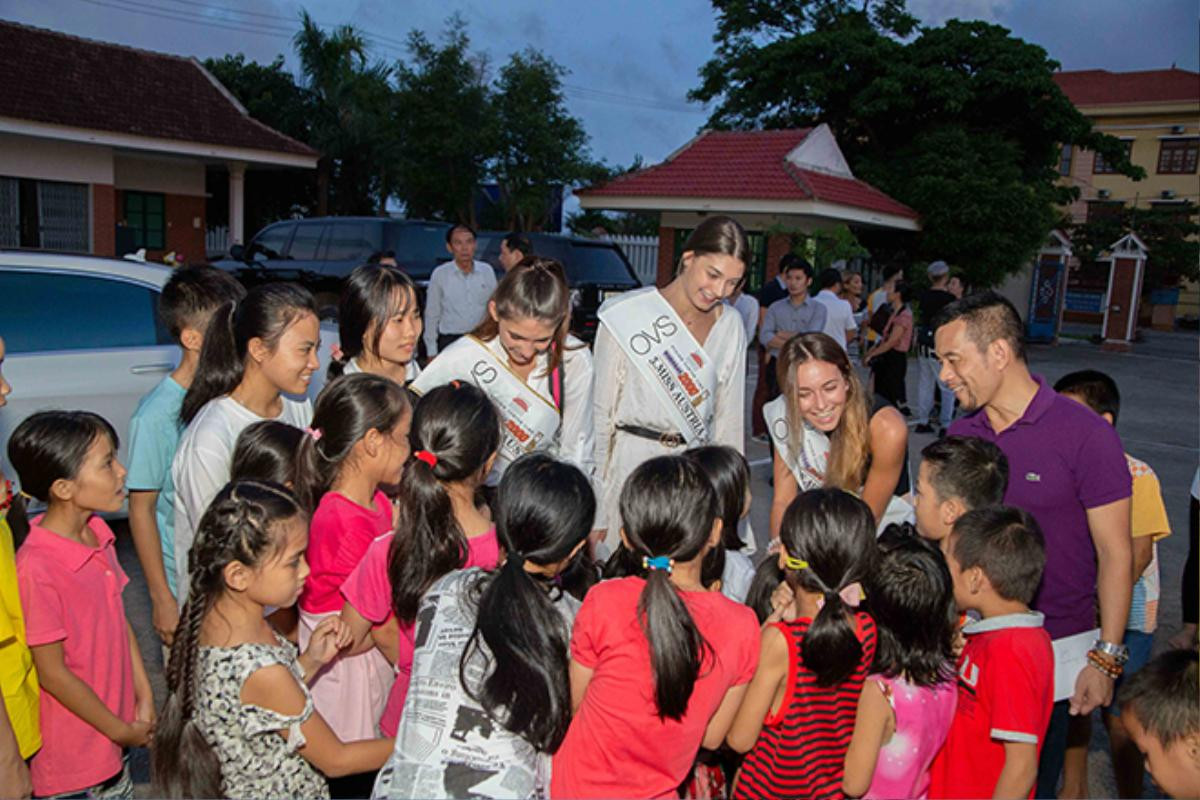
[{"left": 733, "top": 613, "right": 877, "bottom": 800}]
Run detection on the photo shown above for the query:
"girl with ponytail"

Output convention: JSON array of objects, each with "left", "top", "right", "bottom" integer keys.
[
  {"left": 551, "top": 455, "right": 761, "bottom": 799},
  {"left": 728, "top": 488, "right": 879, "bottom": 800},
  {"left": 340, "top": 381, "right": 501, "bottom": 739},
  {"left": 326, "top": 263, "right": 422, "bottom": 386},
  {"left": 373, "top": 453, "right": 594, "bottom": 798},
  {"left": 151, "top": 481, "right": 392, "bottom": 799},
  {"left": 172, "top": 283, "right": 319, "bottom": 599}
]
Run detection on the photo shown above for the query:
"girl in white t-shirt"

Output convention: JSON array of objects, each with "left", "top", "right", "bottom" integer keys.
[
  {"left": 327, "top": 263, "right": 423, "bottom": 387},
  {"left": 172, "top": 283, "right": 318, "bottom": 597}
]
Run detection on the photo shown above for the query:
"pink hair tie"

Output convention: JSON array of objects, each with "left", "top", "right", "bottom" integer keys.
[
  {"left": 305, "top": 427, "right": 323, "bottom": 442},
  {"left": 414, "top": 450, "right": 438, "bottom": 468},
  {"left": 815, "top": 581, "right": 866, "bottom": 611},
  {"left": 330, "top": 342, "right": 345, "bottom": 363}
]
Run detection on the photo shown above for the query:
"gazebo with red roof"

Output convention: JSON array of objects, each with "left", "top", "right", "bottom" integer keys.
[{"left": 576, "top": 124, "right": 919, "bottom": 287}]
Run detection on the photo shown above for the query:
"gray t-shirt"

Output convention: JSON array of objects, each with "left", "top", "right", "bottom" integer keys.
[{"left": 373, "top": 568, "right": 581, "bottom": 799}]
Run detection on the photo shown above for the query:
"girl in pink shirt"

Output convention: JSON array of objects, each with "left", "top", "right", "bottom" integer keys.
[
  {"left": 341, "top": 381, "right": 502, "bottom": 738},
  {"left": 9, "top": 411, "right": 155, "bottom": 798},
  {"left": 843, "top": 530, "right": 958, "bottom": 800},
  {"left": 551, "top": 455, "right": 761, "bottom": 799},
  {"left": 292, "top": 374, "right": 412, "bottom": 755}
]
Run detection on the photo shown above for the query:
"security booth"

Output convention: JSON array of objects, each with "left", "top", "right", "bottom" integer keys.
[
  {"left": 1101, "top": 232, "right": 1149, "bottom": 351},
  {"left": 1026, "top": 230, "right": 1073, "bottom": 343}
]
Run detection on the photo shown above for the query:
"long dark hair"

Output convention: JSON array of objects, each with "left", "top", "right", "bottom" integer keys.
[
  {"left": 181, "top": 283, "right": 317, "bottom": 425},
  {"left": 388, "top": 382, "right": 500, "bottom": 624},
  {"left": 675, "top": 215, "right": 750, "bottom": 277},
  {"left": 869, "top": 526, "right": 957, "bottom": 687},
  {"left": 7, "top": 410, "right": 118, "bottom": 503},
  {"left": 471, "top": 257, "right": 572, "bottom": 377},
  {"left": 619, "top": 455, "right": 718, "bottom": 720},
  {"left": 329, "top": 264, "right": 419, "bottom": 381},
  {"left": 152, "top": 481, "right": 302, "bottom": 798},
  {"left": 461, "top": 453, "right": 594, "bottom": 752},
  {"left": 684, "top": 446, "right": 750, "bottom": 590},
  {"left": 230, "top": 421, "right": 304, "bottom": 486},
  {"left": 293, "top": 373, "right": 411, "bottom": 513},
  {"left": 779, "top": 488, "right": 878, "bottom": 686}
]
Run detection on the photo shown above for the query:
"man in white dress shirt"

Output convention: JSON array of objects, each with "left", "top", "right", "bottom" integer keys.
[
  {"left": 811, "top": 267, "right": 859, "bottom": 352},
  {"left": 423, "top": 224, "right": 498, "bottom": 357}
]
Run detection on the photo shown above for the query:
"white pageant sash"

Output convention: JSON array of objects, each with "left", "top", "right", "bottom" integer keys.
[
  {"left": 599, "top": 290, "right": 716, "bottom": 446},
  {"left": 763, "top": 395, "right": 828, "bottom": 492},
  {"left": 410, "top": 336, "right": 562, "bottom": 472}
]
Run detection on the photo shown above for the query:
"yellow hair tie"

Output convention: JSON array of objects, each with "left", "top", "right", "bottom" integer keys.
[{"left": 784, "top": 555, "right": 808, "bottom": 571}]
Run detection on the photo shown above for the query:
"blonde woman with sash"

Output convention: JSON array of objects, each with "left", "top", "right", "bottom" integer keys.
[
  {"left": 591, "top": 216, "right": 750, "bottom": 557},
  {"left": 409, "top": 257, "right": 594, "bottom": 482},
  {"left": 764, "top": 331, "right": 912, "bottom": 538}
]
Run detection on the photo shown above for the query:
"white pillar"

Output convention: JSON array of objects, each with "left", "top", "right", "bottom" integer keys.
[{"left": 228, "top": 161, "right": 246, "bottom": 245}]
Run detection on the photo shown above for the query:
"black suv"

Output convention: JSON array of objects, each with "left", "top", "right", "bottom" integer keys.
[{"left": 216, "top": 217, "right": 642, "bottom": 340}]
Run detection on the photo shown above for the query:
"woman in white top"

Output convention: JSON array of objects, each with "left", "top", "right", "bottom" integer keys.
[
  {"left": 328, "top": 263, "right": 422, "bottom": 387},
  {"left": 764, "top": 331, "right": 910, "bottom": 539},
  {"left": 410, "top": 257, "right": 594, "bottom": 483},
  {"left": 591, "top": 215, "right": 750, "bottom": 557},
  {"left": 172, "top": 283, "right": 318, "bottom": 596}
]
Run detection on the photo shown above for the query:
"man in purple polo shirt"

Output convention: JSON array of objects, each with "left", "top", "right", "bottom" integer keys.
[{"left": 933, "top": 291, "right": 1132, "bottom": 798}]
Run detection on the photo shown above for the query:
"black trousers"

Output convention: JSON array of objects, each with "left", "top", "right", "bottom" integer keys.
[
  {"left": 871, "top": 350, "right": 908, "bottom": 408},
  {"left": 437, "top": 332, "right": 464, "bottom": 353},
  {"left": 1186, "top": 496, "right": 1199, "bottom": 625}
]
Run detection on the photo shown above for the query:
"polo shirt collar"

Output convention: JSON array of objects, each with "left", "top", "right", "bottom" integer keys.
[
  {"left": 25, "top": 515, "right": 113, "bottom": 573},
  {"left": 963, "top": 610, "right": 1045, "bottom": 635},
  {"left": 454, "top": 260, "right": 475, "bottom": 275},
  {"left": 960, "top": 373, "right": 1057, "bottom": 435}
]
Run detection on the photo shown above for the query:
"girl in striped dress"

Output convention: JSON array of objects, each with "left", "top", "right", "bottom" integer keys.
[{"left": 727, "top": 488, "right": 879, "bottom": 799}]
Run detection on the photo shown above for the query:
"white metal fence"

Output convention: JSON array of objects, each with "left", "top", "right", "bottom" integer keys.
[
  {"left": 608, "top": 234, "right": 659, "bottom": 285},
  {"left": 206, "top": 226, "right": 229, "bottom": 259}
]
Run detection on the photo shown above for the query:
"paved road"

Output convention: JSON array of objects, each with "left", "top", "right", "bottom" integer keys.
[{"left": 116, "top": 326, "right": 1197, "bottom": 796}]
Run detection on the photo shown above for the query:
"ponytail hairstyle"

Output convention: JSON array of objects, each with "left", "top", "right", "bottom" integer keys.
[
  {"left": 675, "top": 215, "right": 750, "bottom": 278},
  {"left": 869, "top": 528, "right": 957, "bottom": 687},
  {"left": 7, "top": 410, "right": 118, "bottom": 503},
  {"left": 462, "top": 453, "right": 594, "bottom": 752},
  {"left": 181, "top": 283, "right": 318, "bottom": 425},
  {"left": 293, "top": 373, "right": 412, "bottom": 513},
  {"left": 329, "top": 264, "right": 419, "bottom": 381},
  {"left": 779, "top": 488, "right": 878, "bottom": 686},
  {"left": 471, "top": 256, "right": 573, "bottom": 377},
  {"left": 152, "top": 481, "right": 302, "bottom": 798},
  {"left": 388, "top": 382, "right": 500, "bottom": 624},
  {"left": 230, "top": 421, "right": 305, "bottom": 486},
  {"left": 619, "top": 455, "right": 719, "bottom": 720},
  {"left": 778, "top": 332, "right": 871, "bottom": 492},
  {"left": 684, "top": 446, "right": 750, "bottom": 591}
]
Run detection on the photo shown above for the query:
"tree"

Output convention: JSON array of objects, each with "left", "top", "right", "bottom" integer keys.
[
  {"left": 391, "top": 16, "right": 495, "bottom": 224},
  {"left": 1070, "top": 202, "right": 1200, "bottom": 291},
  {"left": 293, "top": 12, "right": 397, "bottom": 215},
  {"left": 491, "top": 49, "right": 605, "bottom": 231},
  {"left": 690, "top": 1, "right": 1143, "bottom": 287}
]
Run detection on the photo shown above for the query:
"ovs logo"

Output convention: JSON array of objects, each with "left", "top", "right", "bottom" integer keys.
[
  {"left": 470, "top": 360, "right": 498, "bottom": 385},
  {"left": 628, "top": 315, "right": 679, "bottom": 356}
]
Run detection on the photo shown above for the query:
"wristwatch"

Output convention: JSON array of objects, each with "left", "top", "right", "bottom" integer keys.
[{"left": 1093, "top": 639, "right": 1130, "bottom": 666}]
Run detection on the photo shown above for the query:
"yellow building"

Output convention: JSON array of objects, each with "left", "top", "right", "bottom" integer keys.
[{"left": 1053, "top": 68, "right": 1200, "bottom": 322}]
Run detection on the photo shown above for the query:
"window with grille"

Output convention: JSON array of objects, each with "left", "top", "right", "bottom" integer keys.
[
  {"left": 0, "top": 176, "right": 89, "bottom": 251},
  {"left": 1157, "top": 138, "right": 1199, "bottom": 174},
  {"left": 1093, "top": 141, "right": 1133, "bottom": 175}
]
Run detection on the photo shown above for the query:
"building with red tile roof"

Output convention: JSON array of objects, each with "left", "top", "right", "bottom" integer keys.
[
  {"left": 0, "top": 20, "right": 318, "bottom": 259},
  {"left": 577, "top": 125, "right": 918, "bottom": 287}
]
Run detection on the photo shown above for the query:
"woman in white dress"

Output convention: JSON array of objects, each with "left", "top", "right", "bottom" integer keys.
[
  {"left": 764, "top": 331, "right": 910, "bottom": 539},
  {"left": 590, "top": 215, "right": 750, "bottom": 557},
  {"left": 410, "top": 257, "right": 594, "bottom": 483},
  {"left": 328, "top": 263, "right": 423, "bottom": 387}
]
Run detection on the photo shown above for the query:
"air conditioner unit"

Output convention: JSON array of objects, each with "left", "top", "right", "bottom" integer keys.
[
  {"left": 1161, "top": 189, "right": 1177, "bottom": 199},
  {"left": 1098, "top": 189, "right": 1112, "bottom": 199},
  {"left": 1170, "top": 125, "right": 1186, "bottom": 134}
]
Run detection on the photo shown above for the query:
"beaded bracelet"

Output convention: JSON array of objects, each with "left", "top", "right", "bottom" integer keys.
[{"left": 1087, "top": 649, "right": 1123, "bottom": 680}]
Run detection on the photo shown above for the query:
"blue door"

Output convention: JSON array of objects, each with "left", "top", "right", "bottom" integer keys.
[{"left": 1027, "top": 260, "right": 1064, "bottom": 343}]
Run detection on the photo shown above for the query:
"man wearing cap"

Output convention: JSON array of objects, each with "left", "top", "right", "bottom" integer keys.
[{"left": 913, "top": 260, "right": 957, "bottom": 435}]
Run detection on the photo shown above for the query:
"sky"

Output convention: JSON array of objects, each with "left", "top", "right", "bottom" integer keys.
[{"left": 2, "top": 0, "right": 1197, "bottom": 171}]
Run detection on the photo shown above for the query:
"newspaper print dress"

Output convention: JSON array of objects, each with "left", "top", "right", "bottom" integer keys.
[{"left": 372, "top": 568, "right": 581, "bottom": 799}]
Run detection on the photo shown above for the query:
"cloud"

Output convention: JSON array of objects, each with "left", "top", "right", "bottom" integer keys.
[{"left": 907, "top": 0, "right": 1016, "bottom": 26}]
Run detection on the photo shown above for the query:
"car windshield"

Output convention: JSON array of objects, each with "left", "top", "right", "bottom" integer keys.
[
  {"left": 566, "top": 242, "right": 639, "bottom": 286},
  {"left": 384, "top": 223, "right": 452, "bottom": 280}
]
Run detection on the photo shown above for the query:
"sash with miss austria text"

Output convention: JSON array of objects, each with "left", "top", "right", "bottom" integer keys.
[{"left": 599, "top": 289, "right": 716, "bottom": 446}]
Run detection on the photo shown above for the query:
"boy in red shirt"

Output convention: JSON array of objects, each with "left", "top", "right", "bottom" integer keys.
[{"left": 931, "top": 506, "right": 1054, "bottom": 800}]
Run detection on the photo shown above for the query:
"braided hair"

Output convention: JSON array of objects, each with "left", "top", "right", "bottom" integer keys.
[{"left": 151, "top": 480, "right": 303, "bottom": 798}]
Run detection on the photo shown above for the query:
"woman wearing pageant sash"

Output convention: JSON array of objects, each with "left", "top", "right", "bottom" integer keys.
[
  {"left": 591, "top": 216, "right": 750, "bottom": 557},
  {"left": 764, "top": 332, "right": 911, "bottom": 538},
  {"left": 409, "top": 257, "right": 595, "bottom": 482}
]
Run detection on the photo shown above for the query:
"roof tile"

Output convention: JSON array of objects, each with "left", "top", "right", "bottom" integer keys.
[{"left": 1053, "top": 68, "right": 1200, "bottom": 107}]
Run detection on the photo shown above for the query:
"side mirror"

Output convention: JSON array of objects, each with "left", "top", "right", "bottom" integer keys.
[{"left": 229, "top": 243, "right": 245, "bottom": 261}]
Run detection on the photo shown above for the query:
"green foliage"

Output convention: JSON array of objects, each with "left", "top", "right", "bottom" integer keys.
[
  {"left": 690, "top": 1, "right": 1144, "bottom": 287},
  {"left": 1070, "top": 203, "right": 1200, "bottom": 289},
  {"left": 565, "top": 209, "right": 660, "bottom": 237}
]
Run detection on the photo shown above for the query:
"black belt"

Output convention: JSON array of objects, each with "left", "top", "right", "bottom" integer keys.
[{"left": 616, "top": 424, "right": 686, "bottom": 448}]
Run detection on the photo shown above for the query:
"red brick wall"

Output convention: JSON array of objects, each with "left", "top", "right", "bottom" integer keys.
[
  {"left": 92, "top": 183, "right": 116, "bottom": 257},
  {"left": 656, "top": 226, "right": 676, "bottom": 287},
  {"left": 764, "top": 233, "right": 794, "bottom": 283}
]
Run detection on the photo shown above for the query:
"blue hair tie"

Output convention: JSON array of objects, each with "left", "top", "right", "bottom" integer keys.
[{"left": 643, "top": 555, "right": 673, "bottom": 574}]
